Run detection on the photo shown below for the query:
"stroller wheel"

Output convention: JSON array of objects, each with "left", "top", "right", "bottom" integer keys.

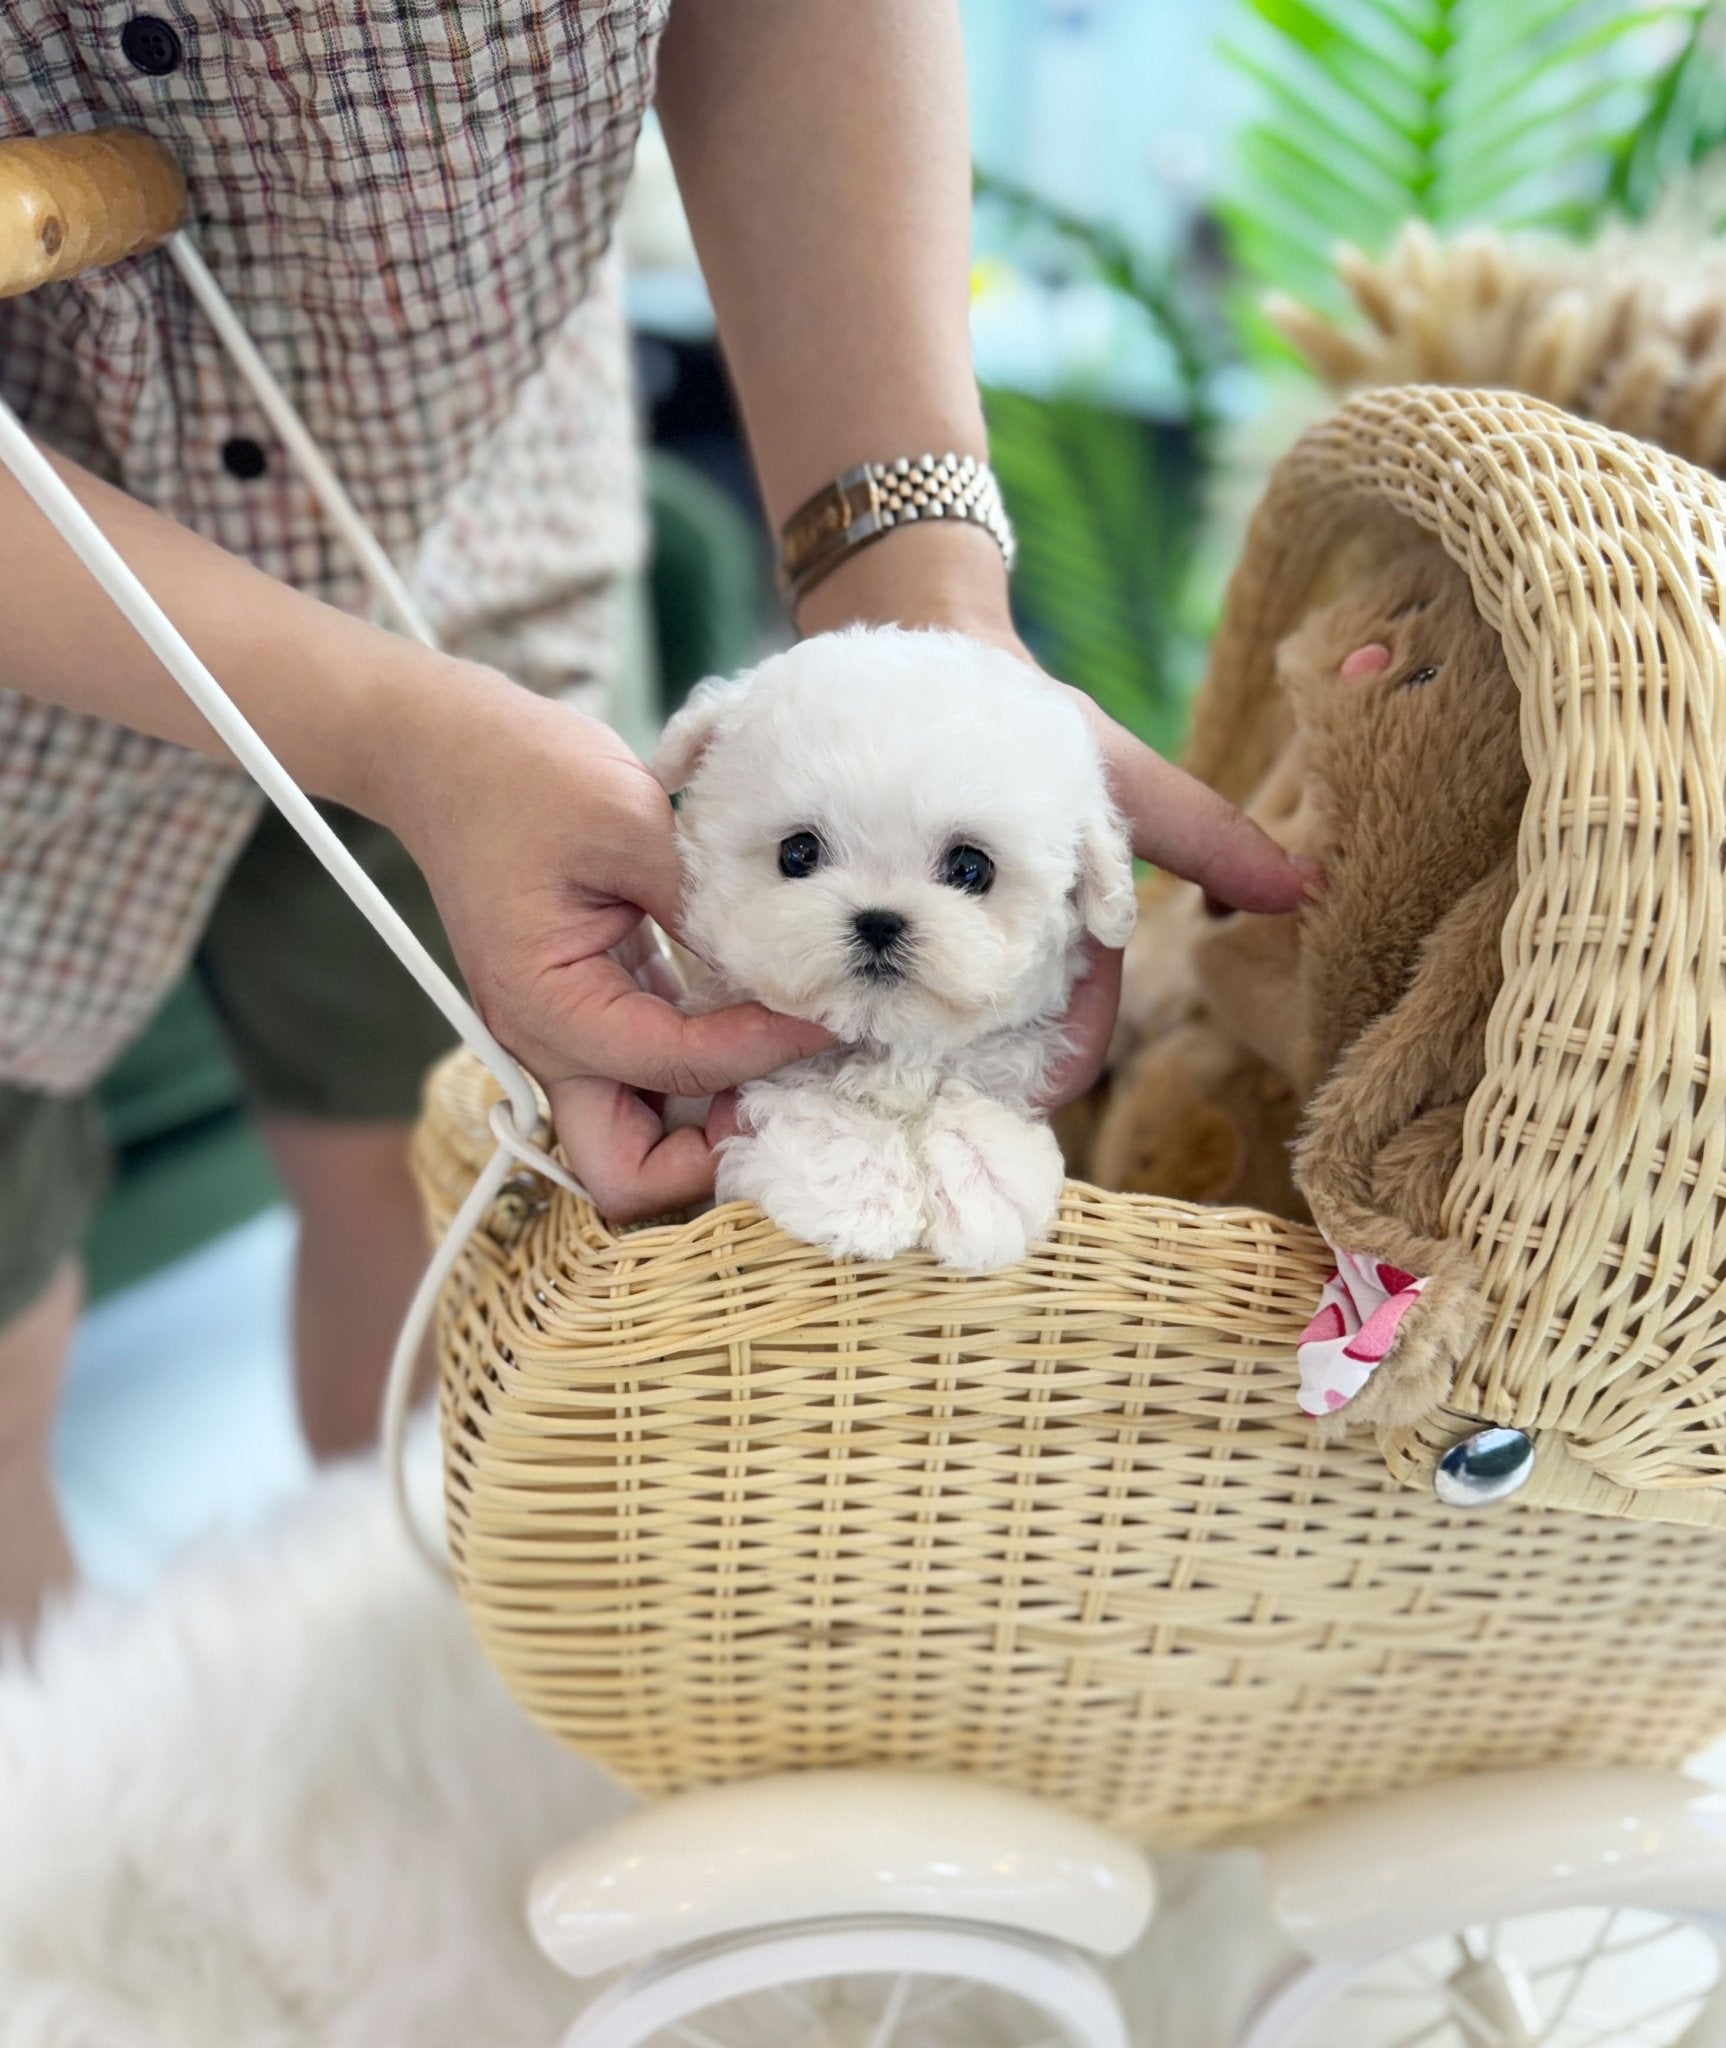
[
  {"left": 1240, "top": 1904, "right": 1726, "bottom": 2048},
  {"left": 561, "top": 1915, "right": 1130, "bottom": 2048}
]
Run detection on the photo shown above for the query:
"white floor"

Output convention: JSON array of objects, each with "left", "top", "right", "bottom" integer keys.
[{"left": 52, "top": 1209, "right": 309, "bottom": 1591}]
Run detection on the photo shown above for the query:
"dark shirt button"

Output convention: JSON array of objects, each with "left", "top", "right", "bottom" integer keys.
[
  {"left": 221, "top": 437, "right": 268, "bottom": 481},
  {"left": 120, "top": 16, "right": 182, "bottom": 76}
]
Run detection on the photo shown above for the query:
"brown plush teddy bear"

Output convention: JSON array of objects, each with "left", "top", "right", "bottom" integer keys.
[
  {"left": 1281, "top": 542, "right": 1528, "bottom": 1425},
  {"left": 1091, "top": 539, "right": 1528, "bottom": 1429}
]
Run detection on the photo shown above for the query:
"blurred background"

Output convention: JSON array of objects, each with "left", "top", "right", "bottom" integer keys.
[{"left": 59, "top": 0, "right": 1726, "bottom": 1586}]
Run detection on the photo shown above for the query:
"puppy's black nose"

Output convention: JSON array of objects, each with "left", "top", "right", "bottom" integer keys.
[{"left": 853, "top": 908, "right": 907, "bottom": 954}]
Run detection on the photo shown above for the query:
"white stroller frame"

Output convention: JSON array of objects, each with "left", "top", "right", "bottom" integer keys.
[{"left": 9, "top": 136, "right": 1726, "bottom": 2048}]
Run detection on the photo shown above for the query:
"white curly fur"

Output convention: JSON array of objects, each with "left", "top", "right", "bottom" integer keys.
[
  {"left": 0, "top": 1434, "right": 630, "bottom": 2046},
  {"left": 654, "top": 627, "right": 1135, "bottom": 1272}
]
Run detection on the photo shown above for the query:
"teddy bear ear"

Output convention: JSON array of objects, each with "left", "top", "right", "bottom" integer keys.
[
  {"left": 1076, "top": 805, "right": 1138, "bottom": 948},
  {"left": 650, "top": 674, "right": 751, "bottom": 796}
]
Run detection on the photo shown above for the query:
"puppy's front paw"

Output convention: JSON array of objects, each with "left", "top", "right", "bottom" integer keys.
[
  {"left": 921, "top": 1091, "right": 1064, "bottom": 1273},
  {"left": 718, "top": 1083, "right": 925, "bottom": 1262}
]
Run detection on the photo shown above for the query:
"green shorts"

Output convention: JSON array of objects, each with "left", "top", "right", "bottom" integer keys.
[{"left": 0, "top": 802, "right": 458, "bottom": 1327}]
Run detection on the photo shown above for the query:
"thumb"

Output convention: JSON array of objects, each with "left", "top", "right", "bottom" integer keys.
[{"left": 538, "top": 951, "right": 831, "bottom": 1095}]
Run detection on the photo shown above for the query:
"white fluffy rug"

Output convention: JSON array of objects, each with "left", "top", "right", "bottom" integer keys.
[{"left": 0, "top": 1436, "right": 631, "bottom": 2048}]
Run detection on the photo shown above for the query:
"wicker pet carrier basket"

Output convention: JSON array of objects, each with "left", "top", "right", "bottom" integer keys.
[{"left": 414, "top": 385, "right": 1726, "bottom": 1849}]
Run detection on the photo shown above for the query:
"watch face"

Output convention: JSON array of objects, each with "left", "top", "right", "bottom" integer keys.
[
  {"left": 785, "top": 483, "right": 861, "bottom": 584},
  {"left": 783, "top": 458, "right": 1010, "bottom": 600}
]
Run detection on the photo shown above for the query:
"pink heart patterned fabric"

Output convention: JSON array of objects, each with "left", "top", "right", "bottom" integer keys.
[{"left": 1296, "top": 1246, "right": 1430, "bottom": 1416}]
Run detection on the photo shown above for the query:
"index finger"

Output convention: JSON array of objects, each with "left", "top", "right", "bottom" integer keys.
[
  {"left": 536, "top": 950, "right": 832, "bottom": 1098},
  {"left": 1118, "top": 746, "right": 1321, "bottom": 914}
]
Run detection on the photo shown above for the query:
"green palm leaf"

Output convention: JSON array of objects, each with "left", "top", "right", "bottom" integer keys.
[
  {"left": 1608, "top": 2, "right": 1726, "bottom": 214},
  {"left": 1225, "top": 0, "right": 1703, "bottom": 307}
]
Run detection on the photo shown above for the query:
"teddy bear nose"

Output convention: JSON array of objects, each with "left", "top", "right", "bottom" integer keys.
[{"left": 853, "top": 908, "right": 908, "bottom": 954}]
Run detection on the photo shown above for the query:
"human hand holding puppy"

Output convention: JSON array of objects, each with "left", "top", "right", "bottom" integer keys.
[{"left": 391, "top": 489, "right": 1316, "bottom": 1244}]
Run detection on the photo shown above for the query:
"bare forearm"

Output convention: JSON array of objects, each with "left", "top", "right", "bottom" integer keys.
[
  {"left": 0, "top": 445, "right": 489, "bottom": 817},
  {"left": 655, "top": 0, "right": 1008, "bottom": 630},
  {"left": 661, "top": 3, "right": 1310, "bottom": 921},
  {"left": 0, "top": 440, "right": 834, "bottom": 1212}
]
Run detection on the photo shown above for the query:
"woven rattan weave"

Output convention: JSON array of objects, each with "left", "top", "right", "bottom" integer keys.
[{"left": 415, "top": 384, "right": 1726, "bottom": 1845}]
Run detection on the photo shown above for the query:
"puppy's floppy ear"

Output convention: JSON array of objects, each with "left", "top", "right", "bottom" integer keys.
[
  {"left": 651, "top": 674, "right": 750, "bottom": 795},
  {"left": 1076, "top": 805, "right": 1137, "bottom": 948}
]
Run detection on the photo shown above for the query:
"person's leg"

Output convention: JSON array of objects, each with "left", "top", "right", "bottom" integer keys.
[
  {"left": 196, "top": 803, "right": 457, "bottom": 1459},
  {"left": 0, "top": 1085, "right": 109, "bottom": 1636},
  {"left": 256, "top": 1116, "right": 430, "bottom": 1458},
  {"left": 0, "top": 1261, "right": 81, "bottom": 1634}
]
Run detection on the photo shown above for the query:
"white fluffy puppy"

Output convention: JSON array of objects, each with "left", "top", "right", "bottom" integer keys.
[{"left": 652, "top": 625, "right": 1136, "bottom": 1272}]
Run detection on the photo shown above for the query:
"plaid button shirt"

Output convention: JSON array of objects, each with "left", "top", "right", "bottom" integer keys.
[{"left": 0, "top": 0, "right": 665, "bottom": 1093}]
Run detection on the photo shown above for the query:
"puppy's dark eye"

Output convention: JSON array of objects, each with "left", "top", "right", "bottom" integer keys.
[
  {"left": 940, "top": 844, "right": 995, "bottom": 895},
  {"left": 778, "top": 831, "right": 824, "bottom": 878},
  {"left": 1402, "top": 664, "right": 1440, "bottom": 689}
]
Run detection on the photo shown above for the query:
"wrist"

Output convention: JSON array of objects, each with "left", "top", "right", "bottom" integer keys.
[
  {"left": 791, "top": 518, "right": 1016, "bottom": 646},
  {"left": 329, "top": 640, "right": 519, "bottom": 830}
]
